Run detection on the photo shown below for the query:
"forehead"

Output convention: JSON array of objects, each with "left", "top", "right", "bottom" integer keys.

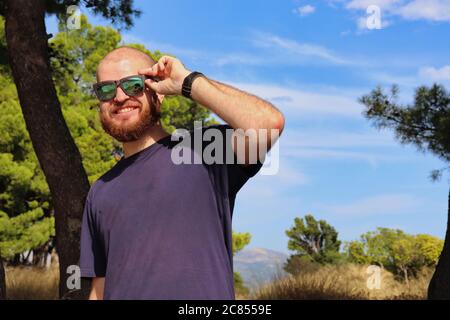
[{"left": 96, "top": 57, "right": 149, "bottom": 82}]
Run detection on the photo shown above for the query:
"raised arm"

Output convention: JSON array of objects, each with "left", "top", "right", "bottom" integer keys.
[{"left": 139, "top": 56, "right": 285, "bottom": 165}]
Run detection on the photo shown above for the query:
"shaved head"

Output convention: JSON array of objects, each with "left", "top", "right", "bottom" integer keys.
[{"left": 96, "top": 46, "right": 156, "bottom": 81}]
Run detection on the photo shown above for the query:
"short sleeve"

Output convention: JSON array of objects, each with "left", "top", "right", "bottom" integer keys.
[
  {"left": 80, "top": 190, "right": 107, "bottom": 278},
  {"left": 204, "top": 124, "right": 264, "bottom": 197}
]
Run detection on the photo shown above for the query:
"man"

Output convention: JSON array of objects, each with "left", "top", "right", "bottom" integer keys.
[{"left": 80, "top": 46, "right": 285, "bottom": 300}]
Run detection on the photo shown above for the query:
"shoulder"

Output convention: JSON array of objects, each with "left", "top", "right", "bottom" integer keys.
[{"left": 87, "top": 163, "right": 121, "bottom": 203}]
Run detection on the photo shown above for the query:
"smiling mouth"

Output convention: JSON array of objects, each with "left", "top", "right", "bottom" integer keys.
[{"left": 113, "top": 105, "right": 140, "bottom": 115}]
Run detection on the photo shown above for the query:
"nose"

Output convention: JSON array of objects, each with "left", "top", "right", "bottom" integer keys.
[{"left": 113, "top": 86, "right": 129, "bottom": 103}]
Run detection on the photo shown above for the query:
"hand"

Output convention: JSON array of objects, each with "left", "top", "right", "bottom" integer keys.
[{"left": 138, "top": 56, "right": 191, "bottom": 96}]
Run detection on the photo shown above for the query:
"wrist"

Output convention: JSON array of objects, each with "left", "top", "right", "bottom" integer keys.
[
  {"left": 177, "top": 70, "right": 191, "bottom": 94},
  {"left": 181, "top": 71, "right": 205, "bottom": 99},
  {"left": 189, "top": 75, "right": 207, "bottom": 102},
  {"left": 180, "top": 69, "right": 191, "bottom": 81}
]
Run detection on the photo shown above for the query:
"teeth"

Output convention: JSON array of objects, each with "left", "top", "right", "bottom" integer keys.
[{"left": 117, "top": 107, "right": 136, "bottom": 114}]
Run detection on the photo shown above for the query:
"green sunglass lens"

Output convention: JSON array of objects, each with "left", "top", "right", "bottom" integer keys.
[
  {"left": 97, "top": 83, "right": 116, "bottom": 100},
  {"left": 122, "top": 78, "right": 144, "bottom": 95}
]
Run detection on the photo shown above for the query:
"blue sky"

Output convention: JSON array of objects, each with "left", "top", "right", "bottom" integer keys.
[{"left": 46, "top": 0, "right": 450, "bottom": 254}]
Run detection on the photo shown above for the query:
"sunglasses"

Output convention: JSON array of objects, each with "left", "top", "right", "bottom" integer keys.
[{"left": 93, "top": 75, "right": 159, "bottom": 102}]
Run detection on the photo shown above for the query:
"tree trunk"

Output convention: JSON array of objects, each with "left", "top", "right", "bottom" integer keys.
[
  {"left": 428, "top": 189, "right": 450, "bottom": 299},
  {"left": 4, "top": 0, "right": 90, "bottom": 299},
  {"left": 0, "top": 258, "right": 5, "bottom": 300},
  {"left": 402, "top": 267, "right": 409, "bottom": 286}
]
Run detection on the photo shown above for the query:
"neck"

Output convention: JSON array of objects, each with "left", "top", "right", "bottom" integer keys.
[{"left": 122, "top": 124, "right": 170, "bottom": 158}]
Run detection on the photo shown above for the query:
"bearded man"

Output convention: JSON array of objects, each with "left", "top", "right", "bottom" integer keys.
[{"left": 80, "top": 46, "right": 285, "bottom": 300}]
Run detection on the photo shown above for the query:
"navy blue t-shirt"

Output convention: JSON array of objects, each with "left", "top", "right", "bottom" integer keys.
[{"left": 80, "top": 124, "right": 263, "bottom": 299}]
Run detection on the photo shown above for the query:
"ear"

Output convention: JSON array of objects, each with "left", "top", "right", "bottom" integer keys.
[
  {"left": 156, "top": 93, "right": 165, "bottom": 105},
  {"left": 155, "top": 93, "right": 165, "bottom": 112}
]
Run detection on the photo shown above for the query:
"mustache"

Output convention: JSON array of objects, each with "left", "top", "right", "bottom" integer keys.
[{"left": 114, "top": 100, "right": 142, "bottom": 107}]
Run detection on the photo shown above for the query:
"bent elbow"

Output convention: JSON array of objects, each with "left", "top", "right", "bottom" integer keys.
[{"left": 274, "top": 111, "right": 285, "bottom": 135}]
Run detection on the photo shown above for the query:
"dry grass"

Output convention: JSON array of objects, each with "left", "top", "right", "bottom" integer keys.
[
  {"left": 249, "top": 264, "right": 433, "bottom": 300},
  {"left": 4, "top": 263, "right": 432, "bottom": 300},
  {"left": 5, "top": 264, "right": 59, "bottom": 300}
]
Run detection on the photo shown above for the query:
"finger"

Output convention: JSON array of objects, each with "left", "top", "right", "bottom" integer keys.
[
  {"left": 145, "top": 79, "right": 159, "bottom": 92},
  {"left": 158, "top": 60, "right": 165, "bottom": 72},
  {"left": 138, "top": 67, "right": 157, "bottom": 75},
  {"left": 142, "top": 64, "right": 163, "bottom": 78},
  {"left": 159, "top": 56, "right": 174, "bottom": 69},
  {"left": 151, "top": 62, "right": 164, "bottom": 76},
  {"left": 159, "top": 56, "right": 170, "bottom": 64}
]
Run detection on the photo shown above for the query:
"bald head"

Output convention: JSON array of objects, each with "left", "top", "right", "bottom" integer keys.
[{"left": 96, "top": 46, "right": 156, "bottom": 81}]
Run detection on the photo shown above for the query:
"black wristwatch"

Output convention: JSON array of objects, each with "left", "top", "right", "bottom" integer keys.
[{"left": 182, "top": 71, "right": 205, "bottom": 99}]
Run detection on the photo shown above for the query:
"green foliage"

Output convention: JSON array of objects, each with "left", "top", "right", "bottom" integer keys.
[
  {"left": 161, "top": 96, "right": 218, "bottom": 132},
  {"left": 50, "top": 15, "right": 122, "bottom": 97},
  {"left": 0, "top": 16, "right": 8, "bottom": 73},
  {"left": 0, "top": 208, "right": 54, "bottom": 259},
  {"left": 360, "top": 84, "right": 450, "bottom": 179},
  {"left": 414, "top": 234, "right": 444, "bottom": 265},
  {"left": 232, "top": 231, "right": 251, "bottom": 256},
  {"left": 284, "top": 254, "right": 321, "bottom": 276},
  {"left": 285, "top": 214, "right": 342, "bottom": 266},
  {"left": 233, "top": 272, "right": 249, "bottom": 296},
  {"left": 0, "top": 16, "right": 54, "bottom": 261},
  {"left": 0, "top": 15, "right": 215, "bottom": 260},
  {"left": 345, "top": 227, "right": 444, "bottom": 282},
  {"left": 0, "top": 74, "right": 50, "bottom": 218},
  {"left": 232, "top": 231, "right": 251, "bottom": 296},
  {"left": 0, "top": 0, "right": 141, "bottom": 29}
]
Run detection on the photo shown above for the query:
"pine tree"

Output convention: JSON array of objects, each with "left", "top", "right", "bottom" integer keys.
[{"left": 360, "top": 84, "right": 449, "bottom": 298}]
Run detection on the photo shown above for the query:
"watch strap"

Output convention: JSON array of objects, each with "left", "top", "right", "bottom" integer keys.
[{"left": 182, "top": 71, "right": 204, "bottom": 99}]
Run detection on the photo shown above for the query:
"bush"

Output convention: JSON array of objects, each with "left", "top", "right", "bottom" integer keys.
[{"left": 252, "top": 263, "right": 432, "bottom": 300}]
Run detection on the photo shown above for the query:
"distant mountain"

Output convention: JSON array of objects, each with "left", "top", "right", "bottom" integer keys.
[{"left": 234, "top": 247, "right": 289, "bottom": 290}]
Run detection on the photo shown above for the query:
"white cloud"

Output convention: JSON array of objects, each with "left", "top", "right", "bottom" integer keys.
[
  {"left": 235, "top": 155, "right": 309, "bottom": 225},
  {"left": 214, "top": 53, "right": 265, "bottom": 67},
  {"left": 230, "top": 82, "right": 363, "bottom": 118},
  {"left": 355, "top": 15, "right": 391, "bottom": 31},
  {"left": 274, "top": 124, "right": 409, "bottom": 166},
  {"left": 318, "top": 193, "right": 422, "bottom": 217},
  {"left": 344, "top": 0, "right": 450, "bottom": 23},
  {"left": 250, "top": 156, "right": 310, "bottom": 189},
  {"left": 396, "top": 0, "right": 450, "bottom": 21},
  {"left": 123, "top": 32, "right": 360, "bottom": 68},
  {"left": 278, "top": 159, "right": 310, "bottom": 185},
  {"left": 419, "top": 65, "right": 450, "bottom": 81},
  {"left": 250, "top": 32, "right": 352, "bottom": 65},
  {"left": 370, "top": 72, "right": 420, "bottom": 87},
  {"left": 356, "top": 16, "right": 369, "bottom": 29},
  {"left": 121, "top": 33, "right": 206, "bottom": 62},
  {"left": 283, "top": 130, "right": 396, "bottom": 148},
  {"left": 283, "top": 148, "right": 404, "bottom": 166},
  {"left": 346, "top": 0, "right": 401, "bottom": 10},
  {"left": 293, "top": 5, "right": 316, "bottom": 16},
  {"left": 221, "top": 81, "right": 413, "bottom": 165}
]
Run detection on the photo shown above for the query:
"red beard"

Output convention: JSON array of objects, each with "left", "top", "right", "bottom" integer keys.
[{"left": 100, "top": 95, "right": 160, "bottom": 142}]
